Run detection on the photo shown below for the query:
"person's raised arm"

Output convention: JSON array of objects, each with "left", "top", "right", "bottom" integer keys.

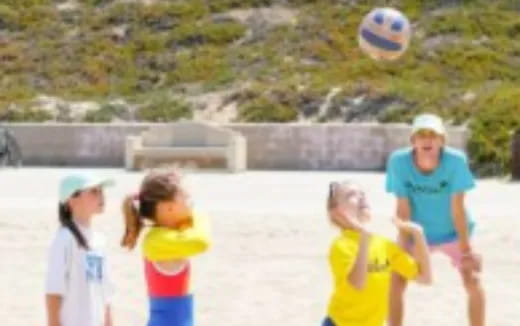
[{"left": 347, "top": 230, "right": 371, "bottom": 290}]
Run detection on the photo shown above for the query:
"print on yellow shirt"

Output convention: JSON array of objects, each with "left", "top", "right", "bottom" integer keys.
[{"left": 327, "top": 230, "right": 418, "bottom": 326}]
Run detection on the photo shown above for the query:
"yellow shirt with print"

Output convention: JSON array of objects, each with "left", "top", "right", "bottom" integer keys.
[{"left": 327, "top": 229, "right": 418, "bottom": 326}]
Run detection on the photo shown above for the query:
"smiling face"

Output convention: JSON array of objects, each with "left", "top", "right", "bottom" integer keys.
[{"left": 411, "top": 129, "right": 445, "bottom": 160}]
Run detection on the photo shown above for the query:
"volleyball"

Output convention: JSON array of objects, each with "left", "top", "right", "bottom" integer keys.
[{"left": 358, "top": 7, "right": 412, "bottom": 61}]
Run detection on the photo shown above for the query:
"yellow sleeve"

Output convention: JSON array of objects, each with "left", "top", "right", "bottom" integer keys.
[
  {"left": 387, "top": 241, "right": 418, "bottom": 280},
  {"left": 143, "top": 213, "right": 211, "bottom": 261},
  {"left": 330, "top": 239, "right": 357, "bottom": 280}
]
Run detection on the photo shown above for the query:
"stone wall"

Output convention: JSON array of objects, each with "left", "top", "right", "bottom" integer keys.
[{"left": 3, "top": 123, "right": 468, "bottom": 170}]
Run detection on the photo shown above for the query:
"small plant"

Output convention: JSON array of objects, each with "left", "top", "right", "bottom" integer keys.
[
  {"left": 2, "top": 106, "right": 53, "bottom": 122},
  {"left": 84, "top": 102, "right": 125, "bottom": 123},
  {"left": 239, "top": 96, "right": 297, "bottom": 122},
  {"left": 171, "top": 21, "right": 246, "bottom": 47},
  {"left": 137, "top": 95, "right": 192, "bottom": 122}
]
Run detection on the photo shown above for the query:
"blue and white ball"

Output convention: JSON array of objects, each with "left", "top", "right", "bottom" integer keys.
[{"left": 358, "top": 8, "right": 412, "bottom": 61}]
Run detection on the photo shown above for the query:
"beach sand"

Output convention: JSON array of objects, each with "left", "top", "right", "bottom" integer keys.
[{"left": 1, "top": 168, "right": 518, "bottom": 325}]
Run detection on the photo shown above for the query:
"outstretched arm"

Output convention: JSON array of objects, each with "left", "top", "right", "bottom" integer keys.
[
  {"left": 395, "top": 197, "right": 411, "bottom": 246},
  {"left": 452, "top": 193, "right": 481, "bottom": 272},
  {"left": 347, "top": 230, "right": 371, "bottom": 290},
  {"left": 452, "top": 193, "right": 471, "bottom": 252}
]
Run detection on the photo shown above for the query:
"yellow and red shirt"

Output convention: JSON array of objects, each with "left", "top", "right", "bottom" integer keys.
[{"left": 142, "top": 213, "right": 210, "bottom": 326}]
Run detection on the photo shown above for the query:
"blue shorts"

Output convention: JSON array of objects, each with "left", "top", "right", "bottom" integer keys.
[
  {"left": 322, "top": 317, "right": 335, "bottom": 326},
  {"left": 148, "top": 295, "right": 194, "bottom": 326}
]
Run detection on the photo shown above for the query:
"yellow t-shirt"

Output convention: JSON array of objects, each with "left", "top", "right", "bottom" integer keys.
[{"left": 327, "top": 229, "right": 418, "bottom": 326}]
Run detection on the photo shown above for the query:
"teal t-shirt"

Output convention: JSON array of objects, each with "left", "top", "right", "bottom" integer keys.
[{"left": 385, "top": 147, "right": 475, "bottom": 245}]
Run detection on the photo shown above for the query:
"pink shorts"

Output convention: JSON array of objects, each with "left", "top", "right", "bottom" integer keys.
[{"left": 429, "top": 241, "right": 465, "bottom": 269}]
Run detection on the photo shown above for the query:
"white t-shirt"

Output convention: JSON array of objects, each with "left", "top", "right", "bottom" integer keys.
[{"left": 45, "top": 225, "right": 113, "bottom": 326}]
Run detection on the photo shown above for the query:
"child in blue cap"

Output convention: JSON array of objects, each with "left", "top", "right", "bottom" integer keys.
[{"left": 45, "top": 173, "right": 114, "bottom": 326}]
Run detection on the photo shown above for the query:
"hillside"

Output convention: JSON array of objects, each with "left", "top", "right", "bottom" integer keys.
[{"left": 1, "top": 0, "right": 519, "bottom": 175}]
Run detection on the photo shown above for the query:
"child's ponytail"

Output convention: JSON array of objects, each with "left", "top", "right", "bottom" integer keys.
[
  {"left": 121, "top": 194, "right": 143, "bottom": 250},
  {"left": 121, "top": 170, "right": 182, "bottom": 249},
  {"left": 59, "top": 203, "right": 89, "bottom": 249}
]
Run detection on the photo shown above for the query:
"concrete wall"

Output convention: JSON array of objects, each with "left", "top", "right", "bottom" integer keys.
[
  {"left": 6, "top": 124, "right": 149, "bottom": 166},
  {"left": 3, "top": 123, "right": 468, "bottom": 170}
]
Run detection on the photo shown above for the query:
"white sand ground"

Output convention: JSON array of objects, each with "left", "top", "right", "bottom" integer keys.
[{"left": 0, "top": 168, "right": 518, "bottom": 326}]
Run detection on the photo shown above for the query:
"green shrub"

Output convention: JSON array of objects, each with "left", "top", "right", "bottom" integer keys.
[
  {"left": 467, "top": 85, "right": 520, "bottom": 176},
  {"left": 132, "top": 31, "right": 168, "bottom": 53},
  {"left": 0, "top": 5, "right": 19, "bottom": 30},
  {"left": 143, "top": 1, "right": 207, "bottom": 22},
  {"left": 208, "top": 0, "right": 274, "bottom": 13},
  {"left": 101, "top": 2, "right": 140, "bottom": 25},
  {"left": 84, "top": 102, "right": 125, "bottom": 122},
  {"left": 238, "top": 97, "right": 298, "bottom": 122},
  {"left": 2, "top": 107, "right": 52, "bottom": 122},
  {"left": 18, "top": 5, "right": 58, "bottom": 31},
  {"left": 167, "top": 46, "right": 233, "bottom": 87},
  {"left": 103, "top": 1, "right": 206, "bottom": 30},
  {"left": 85, "top": 0, "right": 113, "bottom": 6},
  {"left": 137, "top": 96, "right": 192, "bottom": 122},
  {"left": 171, "top": 21, "right": 246, "bottom": 46},
  {"left": 2, "top": 0, "right": 50, "bottom": 9}
]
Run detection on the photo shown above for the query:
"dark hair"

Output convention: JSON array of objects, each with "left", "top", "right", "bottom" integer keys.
[
  {"left": 121, "top": 170, "right": 181, "bottom": 249},
  {"left": 59, "top": 199, "right": 89, "bottom": 250}
]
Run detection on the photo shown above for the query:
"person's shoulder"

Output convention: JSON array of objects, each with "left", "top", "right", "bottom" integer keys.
[
  {"left": 443, "top": 147, "right": 469, "bottom": 164},
  {"left": 387, "top": 147, "right": 413, "bottom": 167},
  {"left": 330, "top": 232, "right": 359, "bottom": 253},
  {"left": 389, "top": 147, "right": 413, "bottom": 161},
  {"left": 53, "top": 227, "right": 73, "bottom": 242},
  {"left": 49, "top": 227, "right": 74, "bottom": 251}
]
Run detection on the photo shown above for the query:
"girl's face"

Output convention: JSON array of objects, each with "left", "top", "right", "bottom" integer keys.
[
  {"left": 155, "top": 186, "right": 193, "bottom": 229},
  {"left": 70, "top": 187, "right": 105, "bottom": 216},
  {"left": 333, "top": 184, "right": 369, "bottom": 223}
]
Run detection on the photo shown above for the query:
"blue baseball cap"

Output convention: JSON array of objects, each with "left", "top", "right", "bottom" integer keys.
[
  {"left": 411, "top": 113, "right": 445, "bottom": 136},
  {"left": 59, "top": 173, "right": 114, "bottom": 203}
]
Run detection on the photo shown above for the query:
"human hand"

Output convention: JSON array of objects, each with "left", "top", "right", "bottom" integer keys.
[
  {"left": 331, "top": 207, "right": 368, "bottom": 234},
  {"left": 461, "top": 250, "right": 482, "bottom": 273}
]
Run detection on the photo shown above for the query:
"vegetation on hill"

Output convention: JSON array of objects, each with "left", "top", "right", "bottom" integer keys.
[{"left": 0, "top": 0, "right": 519, "bottom": 175}]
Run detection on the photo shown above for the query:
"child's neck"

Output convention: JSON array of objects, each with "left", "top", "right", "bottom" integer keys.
[
  {"left": 414, "top": 150, "right": 441, "bottom": 173},
  {"left": 73, "top": 213, "right": 93, "bottom": 228}
]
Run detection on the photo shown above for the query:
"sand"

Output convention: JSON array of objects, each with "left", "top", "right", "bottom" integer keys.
[{"left": 0, "top": 168, "right": 518, "bottom": 326}]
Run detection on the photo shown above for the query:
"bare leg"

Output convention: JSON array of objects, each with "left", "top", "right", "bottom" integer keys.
[
  {"left": 461, "top": 269, "right": 485, "bottom": 326},
  {"left": 388, "top": 272, "right": 408, "bottom": 326}
]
